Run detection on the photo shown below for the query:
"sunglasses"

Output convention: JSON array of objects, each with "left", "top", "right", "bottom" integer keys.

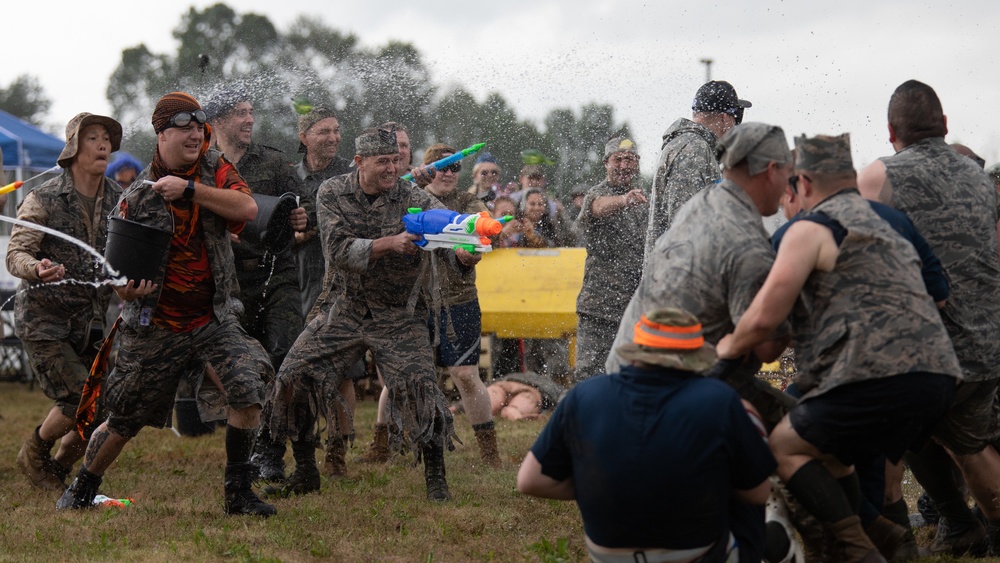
[
  {"left": 167, "top": 110, "right": 208, "bottom": 129},
  {"left": 788, "top": 173, "right": 812, "bottom": 193},
  {"left": 441, "top": 163, "right": 461, "bottom": 174}
]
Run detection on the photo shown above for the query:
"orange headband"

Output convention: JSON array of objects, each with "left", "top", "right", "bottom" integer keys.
[{"left": 632, "top": 315, "right": 705, "bottom": 350}]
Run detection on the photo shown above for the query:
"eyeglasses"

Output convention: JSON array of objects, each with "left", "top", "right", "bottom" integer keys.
[
  {"left": 479, "top": 169, "right": 499, "bottom": 177},
  {"left": 167, "top": 110, "right": 208, "bottom": 129},
  {"left": 441, "top": 163, "right": 461, "bottom": 174}
]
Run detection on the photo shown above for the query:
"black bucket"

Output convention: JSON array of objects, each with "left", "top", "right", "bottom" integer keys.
[
  {"left": 242, "top": 192, "right": 298, "bottom": 252},
  {"left": 104, "top": 217, "right": 172, "bottom": 283},
  {"left": 174, "top": 398, "right": 215, "bottom": 437}
]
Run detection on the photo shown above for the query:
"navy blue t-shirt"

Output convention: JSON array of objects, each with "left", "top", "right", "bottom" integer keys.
[{"left": 529, "top": 365, "right": 777, "bottom": 549}]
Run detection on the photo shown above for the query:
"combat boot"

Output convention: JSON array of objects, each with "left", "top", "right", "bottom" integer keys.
[
  {"left": 865, "top": 515, "right": 907, "bottom": 561},
  {"left": 928, "top": 516, "right": 988, "bottom": 557},
  {"left": 323, "top": 436, "right": 347, "bottom": 478},
  {"left": 829, "top": 515, "right": 886, "bottom": 563},
  {"left": 264, "top": 439, "right": 320, "bottom": 498},
  {"left": 17, "top": 426, "right": 66, "bottom": 491},
  {"left": 224, "top": 462, "right": 276, "bottom": 517},
  {"left": 422, "top": 442, "right": 451, "bottom": 502},
  {"left": 472, "top": 421, "right": 501, "bottom": 468},
  {"left": 56, "top": 468, "right": 102, "bottom": 510},
  {"left": 357, "top": 423, "right": 390, "bottom": 464},
  {"left": 250, "top": 428, "right": 287, "bottom": 483}
]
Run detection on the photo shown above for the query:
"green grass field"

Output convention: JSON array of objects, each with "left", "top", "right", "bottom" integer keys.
[
  {"left": 1, "top": 380, "right": 997, "bottom": 562},
  {"left": 0, "top": 381, "right": 584, "bottom": 562}
]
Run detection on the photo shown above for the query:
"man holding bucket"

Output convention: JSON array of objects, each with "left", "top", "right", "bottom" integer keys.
[
  {"left": 206, "top": 86, "right": 307, "bottom": 483},
  {"left": 7, "top": 112, "right": 123, "bottom": 492},
  {"left": 57, "top": 92, "right": 277, "bottom": 517}
]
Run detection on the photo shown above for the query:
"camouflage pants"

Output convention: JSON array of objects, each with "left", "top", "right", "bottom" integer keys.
[
  {"left": 572, "top": 313, "right": 619, "bottom": 384},
  {"left": 104, "top": 313, "right": 273, "bottom": 438},
  {"left": 23, "top": 336, "right": 99, "bottom": 420},
  {"left": 268, "top": 308, "right": 456, "bottom": 452},
  {"left": 238, "top": 268, "right": 304, "bottom": 371}
]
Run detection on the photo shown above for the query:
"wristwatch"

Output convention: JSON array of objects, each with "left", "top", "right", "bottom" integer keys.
[{"left": 182, "top": 179, "right": 195, "bottom": 200}]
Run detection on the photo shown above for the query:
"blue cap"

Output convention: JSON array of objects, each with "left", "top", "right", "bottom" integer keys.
[
  {"left": 105, "top": 152, "right": 144, "bottom": 178},
  {"left": 475, "top": 151, "right": 497, "bottom": 165}
]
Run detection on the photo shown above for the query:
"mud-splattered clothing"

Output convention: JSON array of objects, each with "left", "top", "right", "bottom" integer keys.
[
  {"left": 231, "top": 143, "right": 303, "bottom": 369},
  {"left": 102, "top": 149, "right": 272, "bottom": 435},
  {"left": 574, "top": 178, "right": 647, "bottom": 382},
  {"left": 269, "top": 172, "right": 456, "bottom": 452},
  {"left": 644, "top": 118, "right": 720, "bottom": 258},
  {"left": 7, "top": 171, "right": 119, "bottom": 411},
  {"left": 293, "top": 156, "right": 352, "bottom": 317}
]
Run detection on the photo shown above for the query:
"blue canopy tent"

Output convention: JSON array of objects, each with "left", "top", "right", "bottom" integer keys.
[{"left": 0, "top": 108, "right": 64, "bottom": 173}]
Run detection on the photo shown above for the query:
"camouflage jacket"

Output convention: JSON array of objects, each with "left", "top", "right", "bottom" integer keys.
[
  {"left": 121, "top": 149, "right": 246, "bottom": 331},
  {"left": 881, "top": 137, "right": 1000, "bottom": 381},
  {"left": 295, "top": 155, "right": 354, "bottom": 230},
  {"left": 423, "top": 188, "right": 486, "bottom": 306},
  {"left": 791, "top": 190, "right": 962, "bottom": 398},
  {"left": 317, "top": 171, "right": 445, "bottom": 318},
  {"left": 8, "top": 171, "right": 118, "bottom": 341},
  {"left": 230, "top": 143, "right": 300, "bottom": 284},
  {"left": 575, "top": 178, "right": 648, "bottom": 322},
  {"left": 645, "top": 118, "right": 720, "bottom": 258},
  {"left": 607, "top": 179, "right": 776, "bottom": 372}
]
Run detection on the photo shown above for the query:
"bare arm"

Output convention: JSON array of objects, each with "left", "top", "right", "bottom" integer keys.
[
  {"left": 516, "top": 452, "right": 576, "bottom": 500},
  {"left": 857, "top": 160, "right": 891, "bottom": 204},
  {"left": 718, "top": 221, "right": 836, "bottom": 359}
]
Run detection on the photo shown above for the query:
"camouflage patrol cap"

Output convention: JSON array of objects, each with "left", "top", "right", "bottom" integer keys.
[
  {"left": 716, "top": 122, "right": 791, "bottom": 176},
  {"left": 297, "top": 106, "right": 338, "bottom": 154},
  {"left": 615, "top": 308, "right": 717, "bottom": 372},
  {"left": 794, "top": 133, "right": 854, "bottom": 174},
  {"left": 603, "top": 136, "right": 639, "bottom": 161},
  {"left": 354, "top": 127, "right": 399, "bottom": 157},
  {"left": 57, "top": 112, "right": 123, "bottom": 168}
]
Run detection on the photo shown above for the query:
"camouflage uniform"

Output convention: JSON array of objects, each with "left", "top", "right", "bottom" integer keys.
[
  {"left": 102, "top": 150, "right": 273, "bottom": 437},
  {"left": 880, "top": 136, "right": 1000, "bottom": 453},
  {"left": 644, "top": 118, "right": 720, "bottom": 258},
  {"left": 293, "top": 156, "right": 353, "bottom": 318},
  {"left": 6, "top": 171, "right": 119, "bottom": 417},
  {"left": 573, "top": 178, "right": 647, "bottom": 382},
  {"left": 232, "top": 142, "right": 303, "bottom": 370},
  {"left": 608, "top": 179, "right": 791, "bottom": 428},
  {"left": 269, "top": 172, "right": 456, "bottom": 452},
  {"left": 790, "top": 190, "right": 962, "bottom": 398}
]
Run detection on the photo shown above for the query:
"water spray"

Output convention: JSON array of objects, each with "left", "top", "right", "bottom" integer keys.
[{"left": 0, "top": 165, "right": 61, "bottom": 196}]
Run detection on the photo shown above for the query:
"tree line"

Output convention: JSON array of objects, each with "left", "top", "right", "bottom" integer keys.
[{"left": 1, "top": 3, "right": 636, "bottom": 198}]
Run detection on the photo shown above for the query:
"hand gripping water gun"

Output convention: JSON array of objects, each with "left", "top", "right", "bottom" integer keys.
[
  {"left": 401, "top": 142, "right": 486, "bottom": 182},
  {"left": 402, "top": 208, "right": 512, "bottom": 254}
]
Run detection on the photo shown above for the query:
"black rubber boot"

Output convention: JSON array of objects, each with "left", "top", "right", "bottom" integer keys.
[
  {"left": 250, "top": 427, "right": 287, "bottom": 483},
  {"left": 264, "top": 438, "right": 320, "bottom": 498},
  {"left": 224, "top": 462, "right": 276, "bottom": 517},
  {"left": 423, "top": 442, "right": 451, "bottom": 502},
  {"left": 56, "top": 467, "right": 102, "bottom": 510}
]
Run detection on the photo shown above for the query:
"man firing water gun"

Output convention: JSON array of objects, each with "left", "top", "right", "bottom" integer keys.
[{"left": 402, "top": 207, "right": 512, "bottom": 254}]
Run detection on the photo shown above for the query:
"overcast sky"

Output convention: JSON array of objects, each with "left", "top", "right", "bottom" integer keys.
[{"left": 6, "top": 1, "right": 1000, "bottom": 174}]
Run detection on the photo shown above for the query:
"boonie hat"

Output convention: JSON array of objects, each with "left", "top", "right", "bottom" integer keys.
[
  {"left": 615, "top": 308, "right": 717, "bottom": 372},
  {"left": 58, "top": 113, "right": 123, "bottom": 169}
]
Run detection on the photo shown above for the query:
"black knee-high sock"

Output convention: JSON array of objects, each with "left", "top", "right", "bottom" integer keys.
[
  {"left": 226, "top": 425, "right": 256, "bottom": 465},
  {"left": 785, "top": 459, "right": 854, "bottom": 524},
  {"left": 838, "top": 472, "right": 862, "bottom": 515},
  {"left": 905, "top": 441, "right": 977, "bottom": 527}
]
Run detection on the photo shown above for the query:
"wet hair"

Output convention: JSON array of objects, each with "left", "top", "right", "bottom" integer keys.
[
  {"left": 422, "top": 143, "right": 457, "bottom": 166},
  {"left": 888, "top": 80, "right": 946, "bottom": 146}
]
